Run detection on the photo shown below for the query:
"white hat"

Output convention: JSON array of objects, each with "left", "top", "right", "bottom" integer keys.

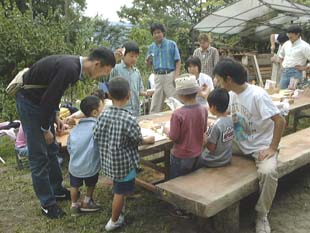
[{"left": 175, "top": 74, "right": 200, "bottom": 95}]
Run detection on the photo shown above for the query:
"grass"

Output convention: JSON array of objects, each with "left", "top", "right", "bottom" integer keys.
[{"left": 1, "top": 109, "right": 309, "bottom": 233}]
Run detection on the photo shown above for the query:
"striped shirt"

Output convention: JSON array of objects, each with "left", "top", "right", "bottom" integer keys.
[
  {"left": 109, "top": 60, "right": 144, "bottom": 116},
  {"left": 193, "top": 46, "right": 219, "bottom": 77},
  {"left": 94, "top": 107, "right": 143, "bottom": 180},
  {"left": 147, "top": 38, "right": 181, "bottom": 72}
]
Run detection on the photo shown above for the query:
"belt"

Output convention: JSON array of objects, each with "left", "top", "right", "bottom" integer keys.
[{"left": 154, "top": 70, "right": 174, "bottom": 74}]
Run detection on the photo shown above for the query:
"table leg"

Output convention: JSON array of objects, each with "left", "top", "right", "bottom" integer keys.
[{"left": 164, "top": 148, "right": 170, "bottom": 180}]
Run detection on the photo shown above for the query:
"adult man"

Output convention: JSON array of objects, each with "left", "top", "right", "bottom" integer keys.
[
  {"left": 146, "top": 23, "right": 181, "bottom": 113},
  {"left": 270, "top": 33, "right": 289, "bottom": 84},
  {"left": 278, "top": 25, "right": 310, "bottom": 89},
  {"left": 193, "top": 33, "right": 219, "bottom": 77},
  {"left": 214, "top": 58, "right": 285, "bottom": 233},
  {"left": 16, "top": 47, "right": 115, "bottom": 219}
]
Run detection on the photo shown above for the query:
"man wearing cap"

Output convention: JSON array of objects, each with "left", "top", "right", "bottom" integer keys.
[
  {"left": 146, "top": 23, "right": 181, "bottom": 113},
  {"left": 278, "top": 25, "right": 310, "bottom": 89}
]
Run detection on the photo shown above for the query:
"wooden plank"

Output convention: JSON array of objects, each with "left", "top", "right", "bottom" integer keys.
[
  {"left": 156, "top": 128, "right": 310, "bottom": 218},
  {"left": 252, "top": 55, "right": 264, "bottom": 87}
]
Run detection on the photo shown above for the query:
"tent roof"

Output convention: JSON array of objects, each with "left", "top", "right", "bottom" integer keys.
[{"left": 194, "top": 0, "right": 310, "bottom": 36}]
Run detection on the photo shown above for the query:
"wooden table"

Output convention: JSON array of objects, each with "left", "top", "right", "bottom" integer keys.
[{"left": 287, "top": 95, "right": 310, "bottom": 131}]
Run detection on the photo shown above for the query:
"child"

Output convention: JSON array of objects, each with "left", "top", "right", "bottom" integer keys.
[
  {"left": 214, "top": 58, "right": 285, "bottom": 233},
  {"left": 185, "top": 56, "right": 214, "bottom": 105},
  {"left": 94, "top": 77, "right": 154, "bottom": 231},
  {"left": 198, "top": 88, "right": 234, "bottom": 167},
  {"left": 164, "top": 74, "right": 208, "bottom": 179},
  {"left": 68, "top": 95, "right": 104, "bottom": 216},
  {"left": 109, "top": 42, "right": 151, "bottom": 117}
]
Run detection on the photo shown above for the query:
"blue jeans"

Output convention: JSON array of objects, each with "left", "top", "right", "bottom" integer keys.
[
  {"left": 16, "top": 92, "right": 63, "bottom": 207},
  {"left": 169, "top": 154, "right": 200, "bottom": 179},
  {"left": 279, "top": 68, "right": 302, "bottom": 89}
]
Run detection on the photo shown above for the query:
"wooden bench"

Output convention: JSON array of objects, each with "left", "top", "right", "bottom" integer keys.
[{"left": 156, "top": 128, "right": 310, "bottom": 233}]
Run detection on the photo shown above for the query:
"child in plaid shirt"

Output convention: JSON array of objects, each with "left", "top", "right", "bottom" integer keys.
[{"left": 94, "top": 77, "right": 154, "bottom": 232}]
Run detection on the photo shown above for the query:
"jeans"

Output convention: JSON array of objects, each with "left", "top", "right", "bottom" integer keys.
[
  {"left": 16, "top": 92, "right": 63, "bottom": 207},
  {"left": 169, "top": 154, "right": 200, "bottom": 179},
  {"left": 279, "top": 68, "right": 302, "bottom": 89}
]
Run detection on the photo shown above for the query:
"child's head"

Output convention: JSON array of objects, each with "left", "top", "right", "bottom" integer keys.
[
  {"left": 213, "top": 58, "right": 247, "bottom": 91},
  {"left": 80, "top": 95, "right": 104, "bottom": 118},
  {"left": 207, "top": 88, "right": 230, "bottom": 115},
  {"left": 185, "top": 56, "right": 201, "bottom": 76},
  {"left": 175, "top": 74, "right": 200, "bottom": 101},
  {"left": 91, "top": 89, "right": 107, "bottom": 101},
  {"left": 122, "top": 42, "right": 139, "bottom": 67},
  {"left": 87, "top": 47, "right": 116, "bottom": 79},
  {"left": 108, "top": 77, "right": 130, "bottom": 102}
]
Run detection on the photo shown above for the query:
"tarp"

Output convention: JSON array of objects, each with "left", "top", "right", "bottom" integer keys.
[{"left": 194, "top": 0, "right": 310, "bottom": 36}]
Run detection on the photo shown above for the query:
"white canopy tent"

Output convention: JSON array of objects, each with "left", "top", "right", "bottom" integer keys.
[{"left": 194, "top": 0, "right": 310, "bottom": 37}]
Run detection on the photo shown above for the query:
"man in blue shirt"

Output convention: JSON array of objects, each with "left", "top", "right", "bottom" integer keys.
[{"left": 146, "top": 23, "right": 181, "bottom": 113}]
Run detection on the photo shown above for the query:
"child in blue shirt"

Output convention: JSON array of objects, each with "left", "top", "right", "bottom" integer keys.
[{"left": 68, "top": 95, "right": 104, "bottom": 216}]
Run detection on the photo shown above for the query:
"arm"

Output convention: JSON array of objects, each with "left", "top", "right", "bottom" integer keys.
[
  {"left": 258, "top": 114, "right": 285, "bottom": 161},
  {"left": 213, "top": 48, "right": 220, "bottom": 66},
  {"left": 167, "top": 113, "right": 181, "bottom": 142},
  {"left": 174, "top": 60, "right": 181, "bottom": 80},
  {"left": 206, "top": 142, "right": 217, "bottom": 154},
  {"left": 270, "top": 34, "right": 276, "bottom": 53}
]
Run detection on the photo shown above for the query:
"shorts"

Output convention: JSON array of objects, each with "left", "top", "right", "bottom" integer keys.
[
  {"left": 69, "top": 173, "right": 99, "bottom": 188},
  {"left": 113, "top": 179, "right": 135, "bottom": 195}
]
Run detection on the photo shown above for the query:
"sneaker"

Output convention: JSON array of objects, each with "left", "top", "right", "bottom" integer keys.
[
  {"left": 80, "top": 199, "right": 101, "bottom": 212},
  {"left": 256, "top": 213, "right": 271, "bottom": 233},
  {"left": 70, "top": 206, "right": 80, "bottom": 217},
  {"left": 55, "top": 188, "right": 71, "bottom": 201},
  {"left": 41, "top": 204, "right": 65, "bottom": 219},
  {"left": 105, "top": 215, "right": 125, "bottom": 231}
]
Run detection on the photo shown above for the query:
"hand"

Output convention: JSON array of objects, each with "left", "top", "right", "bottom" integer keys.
[
  {"left": 55, "top": 116, "right": 65, "bottom": 133},
  {"left": 43, "top": 130, "right": 54, "bottom": 145},
  {"left": 295, "top": 65, "right": 307, "bottom": 71},
  {"left": 258, "top": 147, "right": 277, "bottom": 161},
  {"left": 143, "top": 136, "right": 155, "bottom": 144},
  {"left": 114, "top": 48, "right": 124, "bottom": 63}
]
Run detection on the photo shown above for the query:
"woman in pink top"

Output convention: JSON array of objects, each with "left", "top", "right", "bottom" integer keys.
[
  {"left": 15, "top": 126, "right": 28, "bottom": 157},
  {"left": 164, "top": 74, "right": 208, "bottom": 179}
]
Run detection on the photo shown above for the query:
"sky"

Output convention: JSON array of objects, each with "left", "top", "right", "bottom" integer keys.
[{"left": 84, "top": 0, "right": 133, "bottom": 22}]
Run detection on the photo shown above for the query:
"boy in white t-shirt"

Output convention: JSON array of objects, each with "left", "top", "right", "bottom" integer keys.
[
  {"left": 185, "top": 56, "right": 214, "bottom": 105},
  {"left": 213, "top": 58, "right": 285, "bottom": 233}
]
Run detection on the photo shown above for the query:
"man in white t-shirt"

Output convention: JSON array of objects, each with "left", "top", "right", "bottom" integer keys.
[
  {"left": 213, "top": 58, "right": 286, "bottom": 233},
  {"left": 278, "top": 25, "right": 310, "bottom": 89}
]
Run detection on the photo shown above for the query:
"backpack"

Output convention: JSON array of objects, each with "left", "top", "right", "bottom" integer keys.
[{"left": 6, "top": 68, "right": 47, "bottom": 96}]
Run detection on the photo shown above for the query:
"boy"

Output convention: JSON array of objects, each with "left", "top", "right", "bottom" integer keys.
[
  {"left": 198, "top": 88, "right": 234, "bottom": 167},
  {"left": 109, "top": 42, "right": 150, "bottom": 117},
  {"left": 15, "top": 47, "right": 115, "bottom": 218},
  {"left": 185, "top": 56, "right": 214, "bottom": 105},
  {"left": 214, "top": 58, "right": 285, "bottom": 233},
  {"left": 68, "top": 95, "right": 104, "bottom": 216},
  {"left": 94, "top": 77, "right": 154, "bottom": 231},
  {"left": 164, "top": 74, "right": 208, "bottom": 179}
]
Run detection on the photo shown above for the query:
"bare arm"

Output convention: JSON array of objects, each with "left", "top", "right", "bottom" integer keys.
[
  {"left": 270, "top": 34, "right": 276, "bottom": 54},
  {"left": 174, "top": 60, "right": 181, "bottom": 80},
  {"left": 258, "top": 114, "right": 286, "bottom": 161}
]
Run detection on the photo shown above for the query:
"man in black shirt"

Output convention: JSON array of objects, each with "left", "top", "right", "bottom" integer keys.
[{"left": 16, "top": 47, "right": 115, "bottom": 219}]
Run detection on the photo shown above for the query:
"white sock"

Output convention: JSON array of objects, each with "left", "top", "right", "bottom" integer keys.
[{"left": 84, "top": 196, "right": 91, "bottom": 203}]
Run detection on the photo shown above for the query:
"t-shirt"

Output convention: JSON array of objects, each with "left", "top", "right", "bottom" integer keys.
[
  {"left": 201, "top": 116, "right": 234, "bottom": 167},
  {"left": 229, "top": 84, "right": 280, "bottom": 154},
  {"left": 196, "top": 73, "right": 215, "bottom": 105},
  {"left": 169, "top": 104, "right": 208, "bottom": 158}
]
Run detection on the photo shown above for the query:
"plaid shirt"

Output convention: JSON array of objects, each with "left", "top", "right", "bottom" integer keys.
[
  {"left": 193, "top": 46, "right": 219, "bottom": 77},
  {"left": 94, "top": 106, "right": 143, "bottom": 180}
]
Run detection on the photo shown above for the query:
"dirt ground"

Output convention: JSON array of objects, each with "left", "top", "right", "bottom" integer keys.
[{"left": 0, "top": 153, "right": 310, "bottom": 233}]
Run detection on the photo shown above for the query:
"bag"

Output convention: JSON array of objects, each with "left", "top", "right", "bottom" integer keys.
[{"left": 6, "top": 68, "right": 47, "bottom": 96}]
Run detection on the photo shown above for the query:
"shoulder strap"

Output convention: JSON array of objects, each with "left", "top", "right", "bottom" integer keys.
[{"left": 23, "top": 84, "right": 47, "bottom": 89}]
